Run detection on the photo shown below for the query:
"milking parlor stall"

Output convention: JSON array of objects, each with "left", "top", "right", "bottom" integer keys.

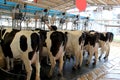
[{"left": 0, "top": 0, "right": 120, "bottom": 80}]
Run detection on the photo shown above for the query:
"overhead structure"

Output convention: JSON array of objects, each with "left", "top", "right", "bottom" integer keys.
[
  {"left": 6, "top": 0, "right": 120, "bottom": 12},
  {"left": 0, "top": 0, "right": 77, "bottom": 18}
]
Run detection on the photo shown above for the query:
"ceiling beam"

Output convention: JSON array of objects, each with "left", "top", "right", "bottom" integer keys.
[
  {"left": 37, "top": 0, "right": 57, "bottom": 8},
  {"left": 43, "top": 0, "right": 57, "bottom": 4},
  {"left": 51, "top": 0, "right": 74, "bottom": 9},
  {"left": 87, "top": 0, "right": 95, "bottom": 4},
  {"left": 97, "top": 0, "right": 107, "bottom": 5},
  {"left": 111, "top": 0, "right": 119, "bottom": 5},
  {"left": 64, "top": 5, "right": 76, "bottom": 11},
  {"left": 54, "top": 4, "right": 76, "bottom": 12},
  {"left": 7, "top": 0, "right": 48, "bottom": 8}
]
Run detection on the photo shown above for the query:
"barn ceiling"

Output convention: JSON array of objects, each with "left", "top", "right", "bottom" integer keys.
[
  {"left": 6, "top": 0, "right": 120, "bottom": 12},
  {"left": 1, "top": 0, "right": 120, "bottom": 19}
]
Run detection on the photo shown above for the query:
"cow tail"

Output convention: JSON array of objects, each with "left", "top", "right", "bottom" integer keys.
[
  {"left": 63, "top": 32, "right": 68, "bottom": 50},
  {"left": 107, "top": 32, "right": 114, "bottom": 42},
  {"left": 109, "top": 32, "right": 114, "bottom": 42},
  {"left": 39, "top": 34, "right": 43, "bottom": 61}
]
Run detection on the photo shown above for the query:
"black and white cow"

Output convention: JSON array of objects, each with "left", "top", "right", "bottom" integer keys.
[
  {"left": 0, "top": 28, "right": 42, "bottom": 80},
  {"left": 39, "top": 30, "right": 67, "bottom": 77},
  {"left": 61, "top": 30, "right": 86, "bottom": 70},
  {"left": 98, "top": 32, "right": 114, "bottom": 60},
  {"left": 84, "top": 31, "right": 100, "bottom": 66}
]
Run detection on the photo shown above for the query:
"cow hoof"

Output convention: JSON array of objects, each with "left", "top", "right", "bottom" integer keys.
[
  {"left": 77, "top": 66, "right": 81, "bottom": 69},
  {"left": 58, "top": 72, "right": 63, "bottom": 77},
  {"left": 92, "top": 62, "right": 96, "bottom": 66},
  {"left": 104, "top": 56, "right": 106, "bottom": 59},
  {"left": 104, "top": 57, "right": 108, "bottom": 60},
  {"left": 85, "top": 63, "right": 89, "bottom": 67},
  {"left": 93, "top": 59, "right": 96, "bottom": 61},
  {"left": 35, "top": 77, "right": 40, "bottom": 80},
  {"left": 99, "top": 56, "right": 101, "bottom": 59},
  {"left": 104, "top": 58, "right": 108, "bottom": 62},
  {"left": 99, "top": 57, "right": 101, "bottom": 60},
  {"left": 99, "top": 58, "right": 102, "bottom": 62},
  {"left": 47, "top": 75, "right": 52, "bottom": 78},
  {"left": 72, "top": 66, "right": 77, "bottom": 70},
  {"left": 46, "top": 63, "right": 51, "bottom": 66},
  {"left": 77, "top": 65, "right": 81, "bottom": 69},
  {"left": 86, "top": 60, "right": 88, "bottom": 62},
  {"left": 48, "top": 73, "right": 52, "bottom": 78}
]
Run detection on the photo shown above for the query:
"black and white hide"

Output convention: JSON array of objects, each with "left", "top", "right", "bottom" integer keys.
[
  {"left": 39, "top": 30, "right": 67, "bottom": 77},
  {"left": 1, "top": 28, "right": 42, "bottom": 80},
  {"left": 98, "top": 32, "right": 114, "bottom": 60},
  {"left": 61, "top": 30, "right": 86, "bottom": 70},
  {"left": 84, "top": 31, "right": 100, "bottom": 66}
]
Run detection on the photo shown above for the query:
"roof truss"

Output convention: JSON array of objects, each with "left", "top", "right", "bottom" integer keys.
[{"left": 7, "top": 0, "right": 120, "bottom": 12}]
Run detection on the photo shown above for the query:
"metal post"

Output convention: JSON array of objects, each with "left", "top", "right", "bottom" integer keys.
[{"left": 35, "top": 19, "right": 37, "bottom": 29}]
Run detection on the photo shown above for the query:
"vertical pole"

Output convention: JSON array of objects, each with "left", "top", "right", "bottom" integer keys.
[
  {"left": 35, "top": 11, "right": 39, "bottom": 29},
  {"left": 35, "top": 19, "right": 37, "bottom": 29},
  {"left": 20, "top": 20, "right": 22, "bottom": 30},
  {"left": 4, "top": 0, "right": 6, "bottom": 4}
]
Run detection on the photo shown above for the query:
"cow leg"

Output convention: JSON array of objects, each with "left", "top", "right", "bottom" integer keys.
[
  {"left": 93, "top": 44, "right": 99, "bottom": 65},
  {"left": 48, "top": 52, "right": 56, "bottom": 77},
  {"left": 79, "top": 50, "right": 83, "bottom": 68},
  {"left": 99, "top": 46, "right": 105, "bottom": 60},
  {"left": 22, "top": 55, "right": 32, "bottom": 80},
  {"left": 46, "top": 55, "right": 50, "bottom": 65},
  {"left": 35, "top": 53, "right": 40, "bottom": 80},
  {"left": 79, "top": 44, "right": 84, "bottom": 68},
  {"left": 58, "top": 54, "right": 64, "bottom": 76},
  {"left": 22, "top": 63, "right": 25, "bottom": 70},
  {"left": 5, "top": 57, "right": 10, "bottom": 71},
  {"left": 86, "top": 53, "right": 92, "bottom": 66},
  {"left": 86, "top": 46, "right": 93, "bottom": 66},
  {"left": 104, "top": 43, "right": 110, "bottom": 60},
  {"left": 73, "top": 51, "right": 79, "bottom": 70},
  {"left": 99, "top": 53, "right": 102, "bottom": 60},
  {"left": 10, "top": 58, "right": 14, "bottom": 70},
  {"left": 93, "top": 51, "right": 98, "bottom": 65}
]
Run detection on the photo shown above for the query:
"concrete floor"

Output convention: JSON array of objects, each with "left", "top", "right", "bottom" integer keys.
[
  {"left": 0, "top": 42, "right": 120, "bottom": 80},
  {"left": 77, "top": 42, "right": 120, "bottom": 80}
]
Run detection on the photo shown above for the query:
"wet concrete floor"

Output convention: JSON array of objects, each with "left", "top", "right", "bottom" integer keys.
[{"left": 40, "top": 55, "right": 107, "bottom": 80}]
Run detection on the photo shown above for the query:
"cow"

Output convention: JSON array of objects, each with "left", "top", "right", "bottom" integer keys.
[
  {"left": 60, "top": 30, "right": 86, "bottom": 70},
  {"left": 83, "top": 31, "right": 100, "bottom": 66},
  {"left": 39, "top": 30, "right": 67, "bottom": 77},
  {"left": 0, "top": 28, "right": 17, "bottom": 70},
  {"left": 98, "top": 32, "right": 114, "bottom": 60},
  {"left": 0, "top": 28, "right": 42, "bottom": 80}
]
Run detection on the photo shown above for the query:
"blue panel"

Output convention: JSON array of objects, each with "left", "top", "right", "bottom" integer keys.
[
  {"left": 6, "top": 2, "right": 17, "bottom": 6},
  {"left": 49, "top": 9, "right": 61, "bottom": 13},
  {"left": 26, "top": 5, "right": 44, "bottom": 11},
  {"left": 48, "top": 9, "right": 63, "bottom": 16},
  {"left": 21, "top": 9, "right": 36, "bottom": 14},
  {"left": 0, "top": 0, "right": 5, "bottom": 3},
  {"left": 0, "top": 1, "right": 16, "bottom": 11},
  {"left": 0, "top": 5, "right": 12, "bottom": 10}
]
